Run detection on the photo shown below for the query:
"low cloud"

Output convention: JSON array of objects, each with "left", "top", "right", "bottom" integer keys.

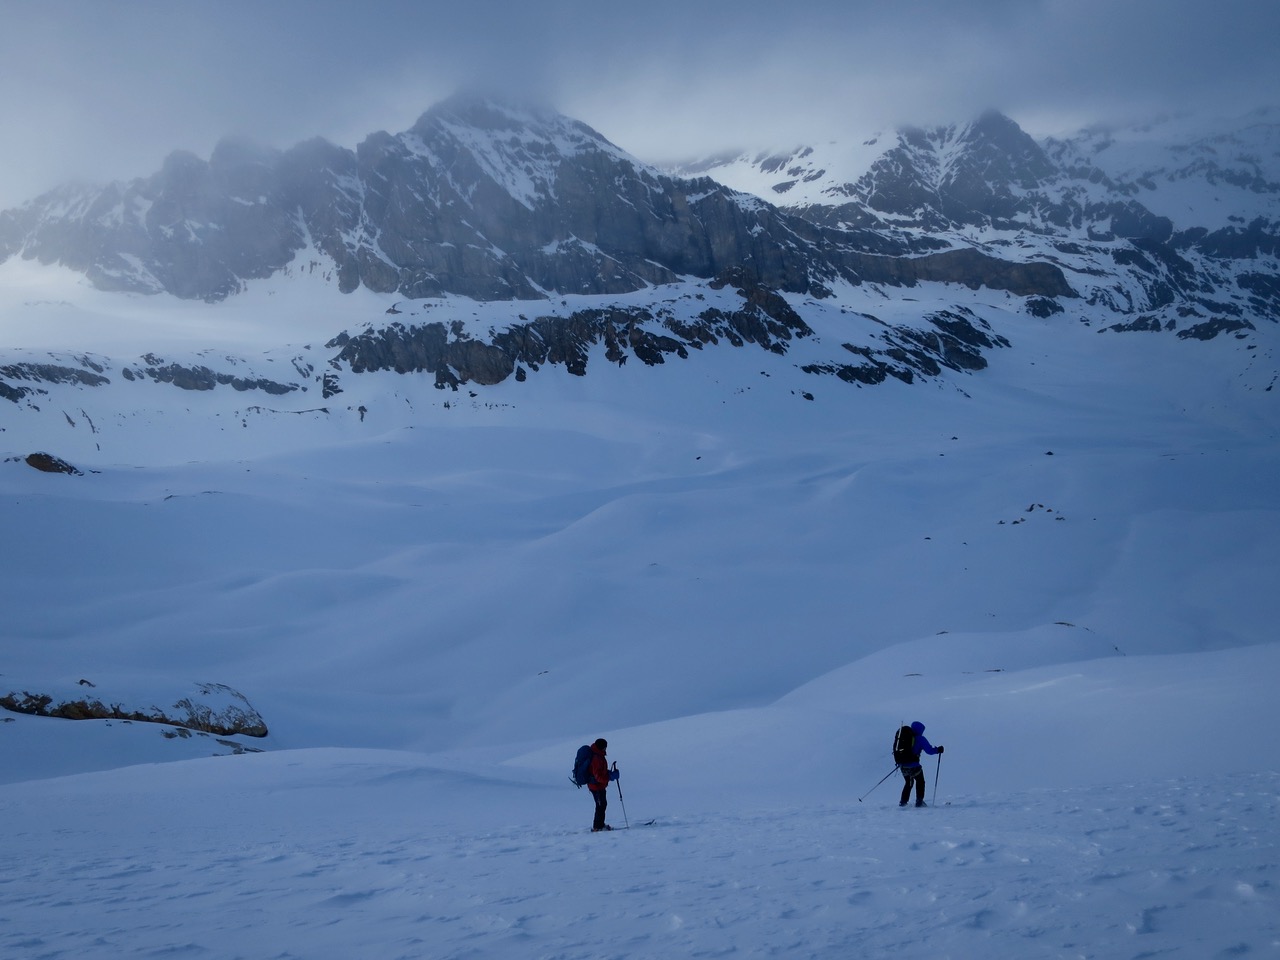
[{"left": 1, "top": 0, "right": 1277, "bottom": 209}]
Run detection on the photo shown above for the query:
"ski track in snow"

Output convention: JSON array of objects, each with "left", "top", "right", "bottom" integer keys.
[{"left": 1, "top": 771, "right": 1276, "bottom": 960}]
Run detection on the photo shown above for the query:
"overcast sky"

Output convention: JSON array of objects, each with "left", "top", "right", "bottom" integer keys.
[{"left": 1, "top": 0, "right": 1278, "bottom": 210}]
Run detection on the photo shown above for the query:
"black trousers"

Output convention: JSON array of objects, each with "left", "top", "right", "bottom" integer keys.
[
  {"left": 900, "top": 765, "right": 926, "bottom": 804},
  {"left": 591, "top": 787, "right": 608, "bottom": 829}
]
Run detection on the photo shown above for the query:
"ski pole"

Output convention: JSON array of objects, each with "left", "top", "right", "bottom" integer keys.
[
  {"left": 858, "top": 765, "right": 900, "bottom": 802},
  {"left": 612, "top": 761, "right": 630, "bottom": 829},
  {"left": 932, "top": 753, "right": 941, "bottom": 805}
]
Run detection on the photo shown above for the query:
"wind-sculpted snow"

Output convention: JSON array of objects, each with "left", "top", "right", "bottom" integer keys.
[
  {"left": 1, "top": 264, "right": 1276, "bottom": 758},
  {"left": 0, "top": 749, "right": 1275, "bottom": 958}
]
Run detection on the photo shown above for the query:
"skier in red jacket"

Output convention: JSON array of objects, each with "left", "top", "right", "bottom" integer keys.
[{"left": 588, "top": 738, "right": 620, "bottom": 831}]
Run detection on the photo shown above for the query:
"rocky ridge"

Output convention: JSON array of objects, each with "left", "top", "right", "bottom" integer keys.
[{"left": 0, "top": 679, "right": 268, "bottom": 738}]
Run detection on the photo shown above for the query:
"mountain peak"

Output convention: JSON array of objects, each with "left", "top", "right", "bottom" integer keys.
[
  {"left": 209, "top": 135, "right": 281, "bottom": 170},
  {"left": 950, "top": 110, "right": 1057, "bottom": 187},
  {"left": 969, "top": 108, "right": 1024, "bottom": 138},
  {"left": 418, "top": 90, "right": 562, "bottom": 128},
  {"left": 409, "top": 92, "right": 628, "bottom": 174}
]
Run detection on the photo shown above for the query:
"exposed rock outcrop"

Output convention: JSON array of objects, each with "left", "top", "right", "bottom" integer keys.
[
  {"left": 121, "top": 356, "right": 299, "bottom": 394},
  {"left": 324, "top": 271, "right": 817, "bottom": 393},
  {"left": 800, "top": 307, "right": 1010, "bottom": 385},
  {"left": 0, "top": 680, "right": 269, "bottom": 737},
  {"left": 23, "top": 452, "right": 83, "bottom": 475},
  {"left": 0, "top": 361, "right": 110, "bottom": 403}
]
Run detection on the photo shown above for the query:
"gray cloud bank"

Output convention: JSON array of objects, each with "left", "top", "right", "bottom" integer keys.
[{"left": 2, "top": 0, "right": 1277, "bottom": 210}]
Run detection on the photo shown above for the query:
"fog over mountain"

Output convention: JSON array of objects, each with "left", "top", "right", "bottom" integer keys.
[{"left": 3, "top": 0, "right": 1279, "bottom": 210}]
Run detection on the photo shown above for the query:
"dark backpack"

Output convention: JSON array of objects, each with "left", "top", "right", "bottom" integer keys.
[
  {"left": 571, "top": 744, "right": 594, "bottom": 787},
  {"left": 892, "top": 725, "right": 917, "bottom": 765}
]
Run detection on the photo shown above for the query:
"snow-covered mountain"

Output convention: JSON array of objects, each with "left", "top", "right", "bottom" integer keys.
[
  {"left": 680, "top": 107, "right": 1280, "bottom": 334},
  {"left": 1, "top": 96, "right": 1278, "bottom": 958},
  {"left": 0, "top": 94, "right": 842, "bottom": 302},
  {"left": 38, "top": 93, "right": 1120, "bottom": 293},
  {"left": 678, "top": 107, "right": 1280, "bottom": 236},
  {"left": 1047, "top": 108, "right": 1280, "bottom": 232}
]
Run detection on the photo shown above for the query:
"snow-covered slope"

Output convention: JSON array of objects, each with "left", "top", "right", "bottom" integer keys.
[
  {"left": 673, "top": 134, "right": 899, "bottom": 209},
  {"left": 2, "top": 687, "right": 1276, "bottom": 958},
  {"left": 3, "top": 250, "right": 1277, "bottom": 761}
]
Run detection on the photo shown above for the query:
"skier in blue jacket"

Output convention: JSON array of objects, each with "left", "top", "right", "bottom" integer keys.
[{"left": 899, "top": 721, "right": 944, "bottom": 807}]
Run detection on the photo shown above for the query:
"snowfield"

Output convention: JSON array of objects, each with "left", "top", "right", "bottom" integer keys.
[
  {"left": 1, "top": 748, "right": 1276, "bottom": 959},
  {"left": 1, "top": 257, "right": 1278, "bottom": 958}
]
